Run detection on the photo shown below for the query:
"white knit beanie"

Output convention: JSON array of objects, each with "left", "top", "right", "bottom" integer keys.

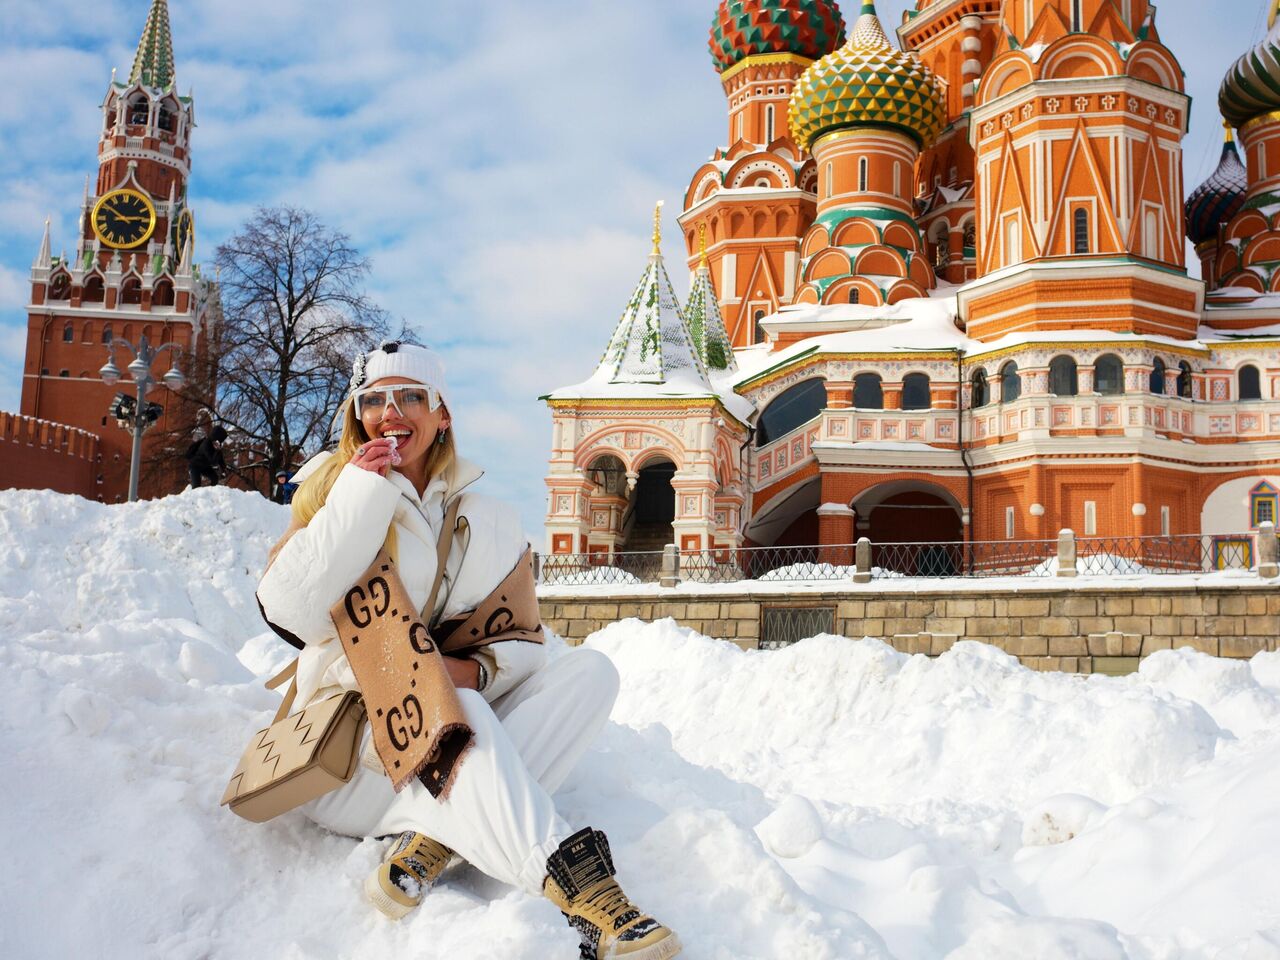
[{"left": 349, "top": 341, "right": 450, "bottom": 410}]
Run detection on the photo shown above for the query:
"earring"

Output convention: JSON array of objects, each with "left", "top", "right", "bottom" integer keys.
[{"left": 437, "top": 428, "right": 448, "bottom": 446}]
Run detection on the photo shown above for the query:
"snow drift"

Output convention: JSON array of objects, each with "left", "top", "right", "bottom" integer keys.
[{"left": 1, "top": 487, "right": 1278, "bottom": 958}]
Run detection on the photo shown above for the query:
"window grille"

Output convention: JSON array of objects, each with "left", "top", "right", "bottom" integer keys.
[{"left": 760, "top": 607, "right": 834, "bottom": 650}]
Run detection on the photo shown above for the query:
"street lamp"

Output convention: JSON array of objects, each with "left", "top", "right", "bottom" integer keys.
[{"left": 98, "top": 333, "right": 185, "bottom": 502}]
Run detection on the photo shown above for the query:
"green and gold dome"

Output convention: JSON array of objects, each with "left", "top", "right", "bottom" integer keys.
[
  {"left": 788, "top": 0, "right": 946, "bottom": 151},
  {"left": 1220, "top": 3, "right": 1280, "bottom": 129}
]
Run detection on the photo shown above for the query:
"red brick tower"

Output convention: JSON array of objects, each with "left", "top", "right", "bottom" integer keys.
[{"left": 18, "top": 0, "right": 217, "bottom": 501}]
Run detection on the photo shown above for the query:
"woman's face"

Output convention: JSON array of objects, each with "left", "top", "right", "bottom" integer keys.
[{"left": 358, "top": 376, "right": 450, "bottom": 472}]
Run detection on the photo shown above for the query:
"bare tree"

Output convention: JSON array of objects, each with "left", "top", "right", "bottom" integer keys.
[{"left": 198, "top": 206, "right": 392, "bottom": 493}]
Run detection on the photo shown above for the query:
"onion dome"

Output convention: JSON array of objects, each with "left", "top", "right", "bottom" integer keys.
[
  {"left": 1185, "top": 124, "right": 1248, "bottom": 245},
  {"left": 1220, "top": 6, "right": 1280, "bottom": 128},
  {"left": 788, "top": 1, "right": 947, "bottom": 151},
  {"left": 710, "top": 0, "right": 846, "bottom": 75}
]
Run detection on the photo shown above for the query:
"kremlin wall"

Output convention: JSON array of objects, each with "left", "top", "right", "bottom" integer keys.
[{"left": 543, "top": 0, "right": 1280, "bottom": 574}]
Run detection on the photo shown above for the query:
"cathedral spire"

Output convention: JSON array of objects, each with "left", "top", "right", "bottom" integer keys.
[{"left": 130, "top": 0, "right": 176, "bottom": 90}]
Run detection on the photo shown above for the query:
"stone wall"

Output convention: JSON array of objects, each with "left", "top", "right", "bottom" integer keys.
[{"left": 539, "top": 583, "right": 1280, "bottom": 674}]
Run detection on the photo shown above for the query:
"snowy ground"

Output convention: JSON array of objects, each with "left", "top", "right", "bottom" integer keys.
[{"left": 2, "top": 487, "right": 1279, "bottom": 958}]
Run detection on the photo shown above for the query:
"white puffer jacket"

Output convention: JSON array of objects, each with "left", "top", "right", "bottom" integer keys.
[{"left": 257, "top": 453, "right": 546, "bottom": 710}]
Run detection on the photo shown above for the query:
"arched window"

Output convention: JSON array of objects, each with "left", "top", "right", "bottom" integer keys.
[
  {"left": 755, "top": 379, "right": 827, "bottom": 447},
  {"left": 971, "top": 368, "right": 989, "bottom": 408},
  {"left": 858, "top": 157, "right": 868, "bottom": 192},
  {"left": 1240, "top": 364, "right": 1262, "bottom": 401},
  {"left": 848, "top": 287, "right": 859, "bottom": 305},
  {"left": 121, "top": 277, "right": 142, "bottom": 305},
  {"left": 129, "top": 96, "right": 149, "bottom": 126},
  {"left": 1001, "top": 361, "right": 1021, "bottom": 402},
  {"left": 62, "top": 323, "right": 74, "bottom": 343},
  {"left": 765, "top": 105, "right": 775, "bottom": 143},
  {"left": 854, "top": 373, "right": 883, "bottom": 409},
  {"left": 101, "top": 324, "right": 113, "bottom": 344},
  {"left": 1094, "top": 354, "right": 1124, "bottom": 395},
  {"left": 158, "top": 102, "right": 176, "bottom": 133},
  {"left": 902, "top": 373, "right": 932, "bottom": 410},
  {"left": 1049, "top": 356, "right": 1078, "bottom": 396},
  {"left": 753, "top": 309, "right": 767, "bottom": 345},
  {"left": 81, "top": 322, "right": 93, "bottom": 343},
  {"left": 1150, "top": 357, "right": 1166, "bottom": 395},
  {"left": 1073, "top": 208, "right": 1089, "bottom": 254},
  {"left": 153, "top": 279, "right": 175, "bottom": 307},
  {"left": 83, "top": 276, "right": 105, "bottom": 303},
  {"left": 49, "top": 274, "right": 70, "bottom": 300},
  {"left": 825, "top": 162, "right": 833, "bottom": 195},
  {"left": 1177, "top": 361, "right": 1193, "bottom": 399}
]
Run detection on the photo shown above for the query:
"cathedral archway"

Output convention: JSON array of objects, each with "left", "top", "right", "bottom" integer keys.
[
  {"left": 853, "top": 480, "right": 964, "bottom": 575},
  {"left": 622, "top": 458, "right": 676, "bottom": 552}
]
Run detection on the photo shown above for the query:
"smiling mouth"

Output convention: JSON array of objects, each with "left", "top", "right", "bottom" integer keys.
[{"left": 380, "top": 428, "right": 413, "bottom": 440}]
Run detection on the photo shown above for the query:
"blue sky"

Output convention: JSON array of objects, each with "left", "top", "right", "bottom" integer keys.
[{"left": 0, "top": 0, "right": 1272, "bottom": 536}]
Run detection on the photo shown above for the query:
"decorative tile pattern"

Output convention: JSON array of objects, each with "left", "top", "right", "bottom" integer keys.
[
  {"left": 789, "top": 4, "right": 946, "bottom": 149},
  {"left": 710, "top": 0, "right": 845, "bottom": 74}
]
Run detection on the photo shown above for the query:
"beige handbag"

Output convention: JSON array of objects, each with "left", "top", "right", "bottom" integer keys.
[
  {"left": 220, "top": 660, "right": 366, "bottom": 823},
  {"left": 223, "top": 499, "right": 461, "bottom": 822}
]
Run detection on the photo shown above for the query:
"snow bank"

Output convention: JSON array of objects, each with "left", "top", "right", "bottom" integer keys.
[{"left": 3, "top": 488, "right": 1279, "bottom": 957}]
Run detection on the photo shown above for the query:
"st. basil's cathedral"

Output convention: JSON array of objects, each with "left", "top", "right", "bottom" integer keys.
[{"left": 543, "top": 0, "right": 1280, "bottom": 568}]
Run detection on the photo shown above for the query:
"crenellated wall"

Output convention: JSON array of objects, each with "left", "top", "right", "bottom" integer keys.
[{"left": 0, "top": 412, "right": 100, "bottom": 498}]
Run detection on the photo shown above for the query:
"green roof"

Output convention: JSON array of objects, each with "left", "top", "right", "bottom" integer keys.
[{"left": 130, "top": 0, "right": 176, "bottom": 89}]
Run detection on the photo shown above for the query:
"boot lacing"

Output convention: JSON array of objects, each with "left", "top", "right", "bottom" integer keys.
[{"left": 580, "top": 877, "right": 639, "bottom": 930}]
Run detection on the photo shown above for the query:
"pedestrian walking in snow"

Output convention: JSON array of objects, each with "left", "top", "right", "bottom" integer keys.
[
  {"left": 185, "top": 425, "right": 227, "bottom": 488},
  {"left": 253, "top": 342, "right": 680, "bottom": 959}
]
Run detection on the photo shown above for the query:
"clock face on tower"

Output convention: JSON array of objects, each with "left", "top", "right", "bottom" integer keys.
[
  {"left": 173, "top": 208, "right": 195, "bottom": 265},
  {"left": 92, "top": 189, "right": 157, "bottom": 249}
]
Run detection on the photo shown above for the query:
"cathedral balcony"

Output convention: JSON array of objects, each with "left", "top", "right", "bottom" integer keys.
[{"left": 962, "top": 393, "right": 1280, "bottom": 450}]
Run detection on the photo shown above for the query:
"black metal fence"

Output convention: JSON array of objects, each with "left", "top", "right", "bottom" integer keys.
[
  {"left": 680, "top": 544, "right": 856, "bottom": 583},
  {"left": 535, "top": 532, "right": 1261, "bottom": 586},
  {"left": 870, "top": 539, "right": 1057, "bottom": 579},
  {"left": 538, "top": 550, "right": 664, "bottom": 586}
]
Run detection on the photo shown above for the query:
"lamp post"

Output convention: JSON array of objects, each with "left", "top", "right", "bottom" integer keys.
[{"left": 99, "top": 334, "right": 185, "bottom": 502}]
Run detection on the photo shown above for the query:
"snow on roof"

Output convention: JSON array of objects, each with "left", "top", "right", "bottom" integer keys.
[{"left": 546, "top": 247, "right": 754, "bottom": 422}]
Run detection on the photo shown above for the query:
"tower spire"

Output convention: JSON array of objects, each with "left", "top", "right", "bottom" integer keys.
[
  {"left": 651, "top": 201, "right": 664, "bottom": 257},
  {"left": 130, "top": 0, "right": 176, "bottom": 90},
  {"left": 33, "top": 218, "right": 52, "bottom": 271}
]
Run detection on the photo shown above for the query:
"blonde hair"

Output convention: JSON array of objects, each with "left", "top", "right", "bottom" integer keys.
[{"left": 290, "top": 396, "right": 457, "bottom": 560}]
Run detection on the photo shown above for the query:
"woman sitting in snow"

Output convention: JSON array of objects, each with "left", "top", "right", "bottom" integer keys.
[{"left": 256, "top": 342, "right": 680, "bottom": 960}]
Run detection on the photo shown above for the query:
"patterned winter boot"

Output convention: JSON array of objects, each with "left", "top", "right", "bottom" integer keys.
[
  {"left": 543, "top": 827, "right": 682, "bottom": 960},
  {"left": 364, "top": 831, "right": 454, "bottom": 920}
]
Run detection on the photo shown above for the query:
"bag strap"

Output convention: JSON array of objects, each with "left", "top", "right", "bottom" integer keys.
[
  {"left": 263, "top": 498, "right": 460, "bottom": 726},
  {"left": 266, "top": 659, "right": 299, "bottom": 724},
  {"left": 424, "top": 498, "right": 462, "bottom": 625}
]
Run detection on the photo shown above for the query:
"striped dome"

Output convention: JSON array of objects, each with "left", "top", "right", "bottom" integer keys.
[
  {"left": 1185, "top": 128, "right": 1248, "bottom": 245},
  {"left": 788, "top": 1, "right": 946, "bottom": 150},
  {"left": 1220, "top": 9, "right": 1280, "bottom": 128},
  {"left": 710, "top": 0, "right": 846, "bottom": 74}
]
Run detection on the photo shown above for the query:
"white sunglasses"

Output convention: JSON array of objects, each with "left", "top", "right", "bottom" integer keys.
[{"left": 352, "top": 383, "right": 442, "bottom": 418}]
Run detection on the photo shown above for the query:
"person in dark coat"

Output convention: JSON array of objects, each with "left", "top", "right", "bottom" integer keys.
[{"left": 186, "top": 425, "right": 227, "bottom": 488}]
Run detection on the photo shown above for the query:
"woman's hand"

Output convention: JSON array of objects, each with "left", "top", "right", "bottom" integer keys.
[
  {"left": 443, "top": 656, "right": 480, "bottom": 691},
  {"left": 350, "top": 438, "right": 397, "bottom": 476}
]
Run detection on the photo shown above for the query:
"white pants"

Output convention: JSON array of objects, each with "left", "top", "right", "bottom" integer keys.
[{"left": 303, "top": 649, "right": 619, "bottom": 896}]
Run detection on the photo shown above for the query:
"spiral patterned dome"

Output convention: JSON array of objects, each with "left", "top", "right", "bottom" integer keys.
[
  {"left": 1220, "top": 8, "right": 1280, "bottom": 128},
  {"left": 788, "top": 1, "right": 946, "bottom": 150},
  {"left": 710, "top": 0, "right": 847, "bottom": 75},
  {"left": 1185, "top": 127, "right": 1248, "bottom": 245}
]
